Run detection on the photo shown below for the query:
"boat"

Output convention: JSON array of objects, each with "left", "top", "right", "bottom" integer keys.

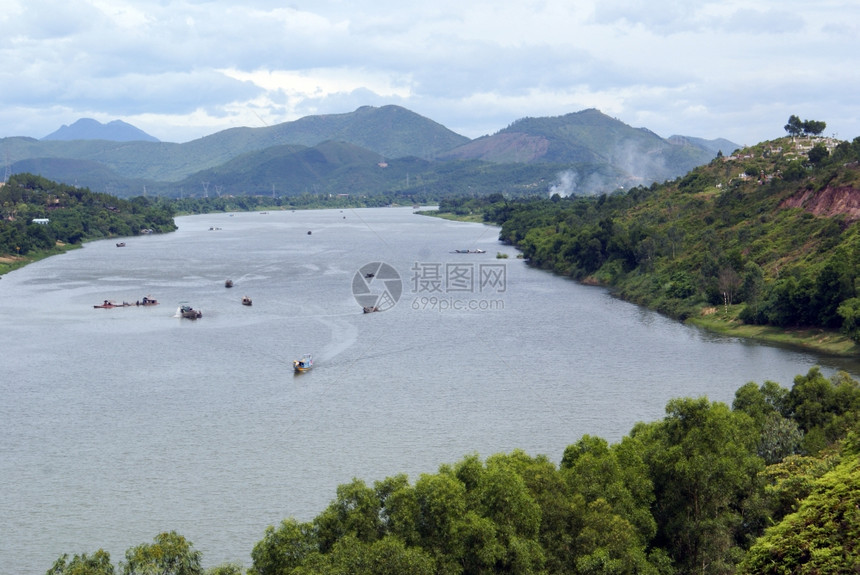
[
  {"left": 363, "top": 306, "right": 380, "bottom": 313},
  {"left": 136, "top": 296, "right": 158, "bottom": 306},
  {"left": 116, "top": 242, "right": 126, "bottom": 247},
  {"left": 93, "top": 300, "right": 132, "bottom": 309},
  {"left": 180, "top": 305, "right": 202, "bottom": 319},
  {"left": 452, "top": 248, "right": 486, "bottom": 254},
  {"left": 225, "top": 279, "right": 233, "bottom": 288},
  {"left": 293, "top": 353, "right": 313, "bottom": 372},
  {"left": 242, "top": 296, "right": 252, "bottom": 306}
]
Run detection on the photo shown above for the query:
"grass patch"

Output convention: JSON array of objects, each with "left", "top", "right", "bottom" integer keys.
[{"left": 687, "top": 305, "right": 859, "bottom": 357}]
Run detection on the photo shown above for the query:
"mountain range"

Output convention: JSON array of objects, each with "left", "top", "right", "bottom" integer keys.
[{"left": 2, "top": 106, "right": 738, "bottom": 199}]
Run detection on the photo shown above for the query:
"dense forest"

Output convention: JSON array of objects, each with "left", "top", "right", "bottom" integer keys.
[
  {"left": 0, "top": 173, "right": 176, "bottom": 268},
  {"left": 438, "top": 134, "right": 860, "bottom": 344},
  {"left": 47, "top": 368, "right": 860, "bottom": 574}
]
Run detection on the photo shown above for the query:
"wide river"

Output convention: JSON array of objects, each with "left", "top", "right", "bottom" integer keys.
[{"left": 2, "top": 207, "right": 858, "bottom": 573}]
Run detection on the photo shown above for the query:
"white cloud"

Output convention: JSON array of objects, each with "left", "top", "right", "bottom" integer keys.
[{"left": 0, "top": 0, "right": 858, "bottom": 144}]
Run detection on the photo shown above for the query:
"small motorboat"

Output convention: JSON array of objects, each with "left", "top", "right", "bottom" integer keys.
[
  {"left": 180, "top": 305, "right": 202, "bottom": 319},
  {"left": 116, "top": 242, "right": 126, "bottom": 247},
  {"left": 293, "top": 353, "right": 313, "bottom": 373},
  {"left": 242, "top": 296, "right": 252, "bottom": 306},
  {"left": 136, "top": 296, "right": 158, "bottom": 306},
  {"left": 225, "top": 279, "right": 234, "bottom": 288}
]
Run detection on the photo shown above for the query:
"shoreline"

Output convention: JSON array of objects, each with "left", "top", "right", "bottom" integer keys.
[{"left": 423, "top": 210, "right": 859, "bottom": 359}]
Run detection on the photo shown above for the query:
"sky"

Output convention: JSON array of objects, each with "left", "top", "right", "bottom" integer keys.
[{"left": 1, "top": 0, "right": 858, "bottom": 146}]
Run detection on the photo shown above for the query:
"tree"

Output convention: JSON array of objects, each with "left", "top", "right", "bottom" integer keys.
[
  {"left": 806, "top": 143, "right": 829, "bottom": 166},
  {"left": 47, "top": 550, "right": 114, "bottom": 575},
  {"left": 739, "top": 451, "right": 860, "bottom": 574},
  {"left": 250, "top": 518, "right": 317, "bottom": 575},
  {"left": 121, "top": 532, "right": 202, "bottom": 575},
  {"left": 635, "top": 397, "right": 762, "bottom": 574},
  {"left": 801, "top": 119, "right": 827, "bottom": 136},
  {"left": 784, "top": 115, "right": 803, "bottom": 137}
]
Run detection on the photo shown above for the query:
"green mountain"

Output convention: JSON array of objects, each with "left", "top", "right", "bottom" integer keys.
[
  {"left": 41, "top": 118, "right": 160, "bottom": 142},
  {"left": 2, "top": 106, "right": 734, "bottom": 199},
  {"left": 441, "top": 109, "right": 730, "bottom": 191}
]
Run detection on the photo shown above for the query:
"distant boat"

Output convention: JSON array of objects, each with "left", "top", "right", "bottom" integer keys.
[
  {"left": 116, "top": 242, "right": 126, "bottom": 247},
  {"left": 225, "top": 279, "right": 233, "bottom": 288},
  {"left": 452, "top": 248, "right": 486, "bottom": 254},
  {"left": 94, "top": 300, "right": 131, "bottom": 309},
  {"left": 242, "top": 296, "right": 252, "bottom": 306},
  {"left": 363, "top": 306, "right": 380, "bottom": 313},
  {"left": 136, "top": 296, "right": 158, "bottom": 306},
  {"left": 293, "top": 353, "right": 313, "bottom": 372},
  {"left": 179, "top": 305, "right": 202, "bottom": 319}
]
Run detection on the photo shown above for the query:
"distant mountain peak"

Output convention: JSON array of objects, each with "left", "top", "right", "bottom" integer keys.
[{"left": 42, "top": 118, "right": 159, "bottom": 142}]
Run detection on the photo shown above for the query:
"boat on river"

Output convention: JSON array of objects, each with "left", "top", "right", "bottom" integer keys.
[
  {"left": 136, "top": 296, "right": 158, "bottom": 306},
  {"left": 225, "top": 279, "right": 233, "bottom": 288},
  {"left": 179, "top": 305, "right": 202, "bottom": 319},
  {"left": 94, "top": 300, "right": 131, "bottom": 309},
  {"left": 242, "top": 296, "right": 252, "bottom": 306},
  {"left": 293, "top": 353, "right": 313, "bottom": 372},
  {"left": 452, "top": 248, "right": 486, "bottom": 254}
]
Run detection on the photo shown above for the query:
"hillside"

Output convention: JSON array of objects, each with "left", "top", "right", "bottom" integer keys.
[
  {"left": 439, "top": 134, "right": 860, "bottom": 353},
  {"left": 2, "top": 106, "right": 733, "bottom": 199}
]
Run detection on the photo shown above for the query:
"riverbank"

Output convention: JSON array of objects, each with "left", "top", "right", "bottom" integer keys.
[
  {"left": 0, "top": 244, "right": 79, "bottom": 276},
  {"left": 423, "top": 209, "right": 860, "bottom": 358},
  {"left": 687, "top": 306, "right": 859, "bottom": 357}
]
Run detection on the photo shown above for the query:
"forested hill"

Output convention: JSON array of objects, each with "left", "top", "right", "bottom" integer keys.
[
  {"left": 441, "top": 134, "right": 860, "bottom": 349},
  {"left": 0, "top": 173, "right": 176, "bottom": 270}
]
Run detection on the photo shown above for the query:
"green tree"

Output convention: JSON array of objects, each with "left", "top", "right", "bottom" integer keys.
[
  {"left": 801, "top": 119, "right": 827, "bottom": 136},
  {"left": 806, "top": 143, "right": 829, "bottom": 166},
  {"left": 121, "top": 532, "right": 202, "bottom": 575},
  {"left": 635, "top": 397, "right": 762, "bottom": 574},
  {"left": 739, "top": 451, "right": 860, "bottom": 574},
  {"left": 250, "top": 518, "right": 316, "bottom": 575},
  {"left": 47, "top": 550, "right": 114, "bottom": 575},
  {"left": 784, "top": 115, "right": 803, "bottom": 137},
  {"left": 313, "top": 479, "right": 383, "bottom": 552}
]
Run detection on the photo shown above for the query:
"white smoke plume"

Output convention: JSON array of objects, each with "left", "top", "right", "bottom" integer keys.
[{"left": 549, "top": 170, "right": 578, "bottom": 197}]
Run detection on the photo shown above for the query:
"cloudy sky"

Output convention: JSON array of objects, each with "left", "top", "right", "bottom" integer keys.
[{"left": 1, "top": 0, "right": 858, "bottom": 146}]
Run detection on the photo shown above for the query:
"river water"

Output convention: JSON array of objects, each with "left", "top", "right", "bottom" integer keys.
[{"left": 2, "top": 207, "right": 858, "bottom": 573}]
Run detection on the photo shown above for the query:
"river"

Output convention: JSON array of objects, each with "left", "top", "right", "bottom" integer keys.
[{"left": 1, "top": 207, "right": 857, "bottom": 573}]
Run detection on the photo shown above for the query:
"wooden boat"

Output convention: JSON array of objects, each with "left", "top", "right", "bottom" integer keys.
[
  {"left": 94, "top": 300, "right": 131, "bottom": 309},
  {"left": 242, "top": 296, "right": 252, "bottom": 306},
  {"left": 293, "top": 353, "right": 313, "bottom": 372},
  {"left": 225, "top": 279, "right": 233, "bottom": 288},
  {"left": 180, "top": 305, "right": 202, "bottom": 319}
]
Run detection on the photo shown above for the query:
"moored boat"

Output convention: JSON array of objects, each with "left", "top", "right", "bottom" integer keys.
[
  {"left": 136, "top": 296, "right": 158, "bottom": 306},
  {"left": 225, "top": 279, "right": 233, "bottom": 288},
  {"left": 242, "top": 296, "right": 252, "bottom": 306},
  {"left": 293, "top": 353, "right": 313, "bottom": 372}
]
